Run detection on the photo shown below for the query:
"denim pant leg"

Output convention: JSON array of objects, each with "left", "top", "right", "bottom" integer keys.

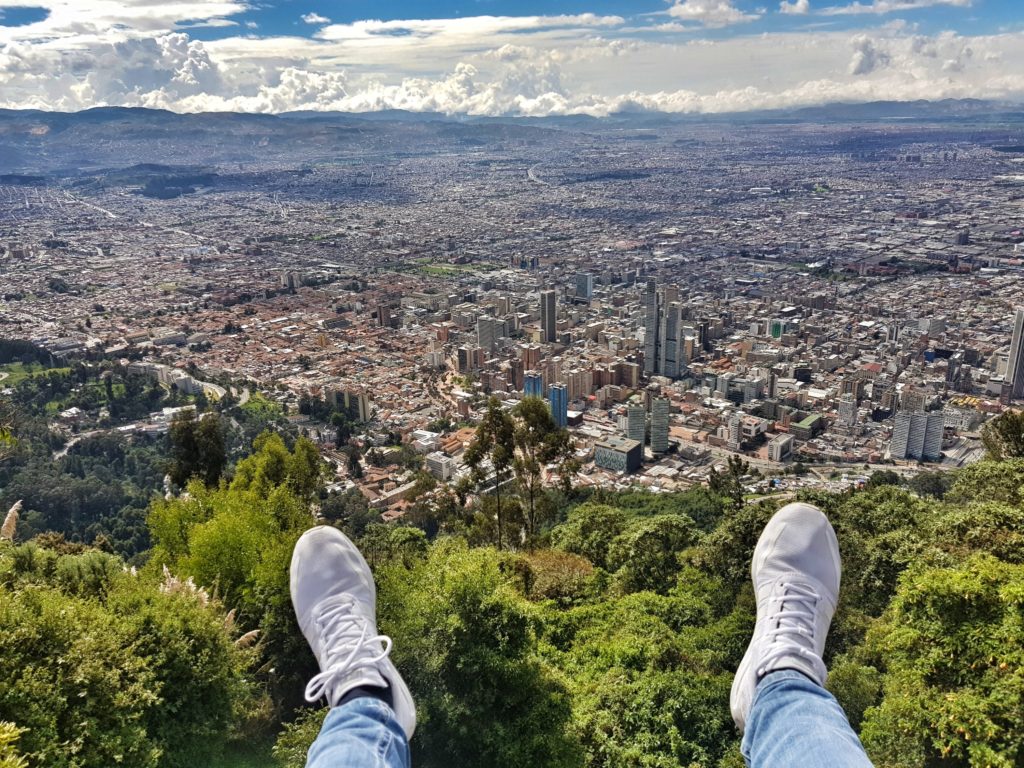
[
  {"left": 742, "top": 670, "right": 873, "bottom": 768},
  {"left": 306, "top": 697, "right": 411, "bottom": 768}
]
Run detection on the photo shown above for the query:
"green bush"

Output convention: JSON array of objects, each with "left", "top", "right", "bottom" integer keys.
[
  {"left": 860, "top": 555, "right": 1024, "bottom": 767},
  {"left": 0, "top": 546, "right": 254, "bottom": 768},
  {"left": 377, "top": 540, "right": 581, "bottom": 768}
]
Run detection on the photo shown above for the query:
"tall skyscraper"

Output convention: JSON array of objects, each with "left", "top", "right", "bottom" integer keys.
[
  {"left": 540, "top": 289, "right": 557, "bottom": 343},
  {"left": 1008, "top": 308, "right": 1024, "bottom": 400},
  {"left": 659, "top": 302, "right": 685, "bottom": 379},
  {"left": 548, "top": 383, "right": 568, "bottom": 428},
  {"left": 575, "top": 273, "right": 594, "bottom": 300},
  {"left": 643, "top": 280, "right": 659, "bottom": 375},
  {"left": 650, "top": 396, "right": 670, "bottom": 454},
  {"left": 476, "top": 315, "right": 503, "bottom": 354}
]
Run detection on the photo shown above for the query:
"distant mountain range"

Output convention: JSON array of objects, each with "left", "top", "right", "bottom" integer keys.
[
  {"left": 0, "top": 99, "right": 1021, "bottom": 176},
  {"left": 288, "top": 98, "right": 1024, "bottom": 126},
  {"left": 1, "top": 98, "right": 1023, "bottom": 130}
]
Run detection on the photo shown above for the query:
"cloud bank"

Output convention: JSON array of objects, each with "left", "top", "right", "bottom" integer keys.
[{"left": 0, "top": 0, "right": 1020, "bottom": 116}]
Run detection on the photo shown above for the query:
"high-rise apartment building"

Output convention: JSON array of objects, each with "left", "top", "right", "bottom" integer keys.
[
  {"left": 549, "top": 383, "right": 568, "bottom": 428},
  {"left": 524, "top": 371, "right": 544, "bottom": 398},
  {"left": 519, "top": 343, "right": 541, "bottom": 371},
  {"left": 508, "top": 358, "right": 524, "bottom": 391},
  {"left": 727, "top": 412, "right": 742, "bottom": 451},
  {"left": 890, "top": 410, "right": 944, "bottom": 461},
  {"left": 838, "top": 394, "right": 857, "bottom": 426}
]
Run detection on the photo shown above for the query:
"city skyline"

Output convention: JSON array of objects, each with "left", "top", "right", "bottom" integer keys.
[{"left": 0, "top": 0, "right": 1022, "bottom": 114}]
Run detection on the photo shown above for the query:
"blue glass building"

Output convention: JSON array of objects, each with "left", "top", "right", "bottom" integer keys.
[{"left": 548, "top": 383, "right": 568, "bottom": 428}]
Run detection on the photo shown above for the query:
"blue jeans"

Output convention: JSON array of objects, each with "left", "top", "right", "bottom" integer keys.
[
  {"left": 306, "top": 697, "right": 411, "bottom": 768},
  {"left": 742, "top": 670, "right": 873, "bottom": 767},
  {"left": 308, "top": 672, "right": 872, "bottom": 768}
]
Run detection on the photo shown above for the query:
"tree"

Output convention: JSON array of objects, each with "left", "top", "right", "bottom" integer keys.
[
  {"left": 169, "top": 411, "right": 226, "bottom": 487},
  {"left": 865, "top": 469, "right": 901, "bottom": 489},
  {"left": 0, "top": 544, "right": 256, "bottom": 768},
  {"left": 0, "top": 399, "right": 17, "bottom": 462},
  {"left": 512, "top": 396, "right": 577, "bottom": 544},
  {"left": 407, "top": 486, "right": 462, "bottom": 540},
  {"left": 906, "top": 470, "right": 953, "bottom": 499},
  {"left": 0, "top": 723, "right": 26, "bottom": 768},
  {"left": 981, "top": 410, "right": 1024, "bottom": 460},
  {"left": 321, "top": 488, "right": 379, "bottom": 538},
  {"left": 606, "top": 514, "right": 698, "bottom": 594},
  {"left": 708, "top": 455, "right": 750, "bottom": 510},
  {"left": 551, "top": 503, "right": 629, "bottom": 570},
  {"left": 463, "top": 398, "right": 515, "bottom": 549},
  {"left": 331, "top": 412, "right": 355, "bottom": 447},
  {"left": 288, "top": 437, "right": 323, "bottom": 499},
  {"left": 346, "top": 446, "right": 363, "bottom": 479}
]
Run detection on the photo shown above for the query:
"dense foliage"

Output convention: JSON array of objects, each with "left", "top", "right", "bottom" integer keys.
[
  {"left": 0, "top": 362, "right": 292, "bottom": 557},
  {"left": 0, "top": 544, "right": 258, "bottom": 767},
  {"left": 1, "top": 391, "right": 1023, "bottom": 767}
]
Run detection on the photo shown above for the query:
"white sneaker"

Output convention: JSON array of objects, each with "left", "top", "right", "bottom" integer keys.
[
  {"left": 730, "top": 503, "right": 841, "bottom": 733},
  {"left": 290, "top": 526, "right": 417, "bottom": 739}
]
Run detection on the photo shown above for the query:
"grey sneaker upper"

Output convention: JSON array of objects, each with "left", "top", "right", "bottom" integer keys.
[
  {"left": 730, "top": 503, "right": 841, "bottom": 732},
  {"left": 290, "top": 525, "right": 417, "bottom": 738}
]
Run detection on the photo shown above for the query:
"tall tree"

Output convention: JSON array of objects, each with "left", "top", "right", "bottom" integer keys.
[
  {"left": 288, "top": 437, "right": 324, "bottom": 499},
  {"left": 512, "top": 396, "right": 576, "bottom": 544},
  {"left": 707, "top": 454, "right": 750, "bottom": 510},
  {"left": 463, "top": 398, "right": 515, "bottom": 549},
  {"left": 169, "top": 411, "right": 226, "bottom": 487}
]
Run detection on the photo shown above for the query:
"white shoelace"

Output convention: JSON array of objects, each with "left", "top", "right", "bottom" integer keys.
[
  {"left": 757, "top": 581, "right": 826, "bottom": 678},
  {"left": 304, "top": 595, "right": 393, "bottom": 704}
]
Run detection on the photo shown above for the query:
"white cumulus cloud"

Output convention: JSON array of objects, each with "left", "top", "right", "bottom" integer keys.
[
  {"left": 0, "top": 0, "right": 250, "bottom": 41},
  {"left": 780, "top": 0, "right": 811, "bottom": 14},
  {"left": 301, "top": 12, "right": 330, "bottom": 25},
  {"left": 0, "top": 8, "right": 1021, "bottom": 118},
  {"left": 667, "top": 0, "right": 762, "bottom": 27}
]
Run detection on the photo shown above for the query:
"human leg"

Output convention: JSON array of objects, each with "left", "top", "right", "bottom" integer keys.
[
  {"left": 730, "top": 502, "right": 873, "bottom": 767},
  {"left": 306, "top": 696, "right": 411, "bottom": 768},
  {"left": 290, "top": 526, "right": 417, "bottom": 767},
  {"left": 741, "top": 670, "right": 872, "bottom": 768}
]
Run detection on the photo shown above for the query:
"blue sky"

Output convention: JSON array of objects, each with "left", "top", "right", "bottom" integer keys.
[
  {"left": 1, "top": 0, "right": 1013, "bottom": 38},
  {"left": 214, "top": 0, "right": 1018, "bottom": 38},
  {"left": 0, "top": 0, "right": 1022, "bottom": 114}
]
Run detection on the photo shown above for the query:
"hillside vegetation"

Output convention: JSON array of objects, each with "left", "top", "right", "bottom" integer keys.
[{"left": 2, "top": 416, "right": 1024, "bottom": 766}]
